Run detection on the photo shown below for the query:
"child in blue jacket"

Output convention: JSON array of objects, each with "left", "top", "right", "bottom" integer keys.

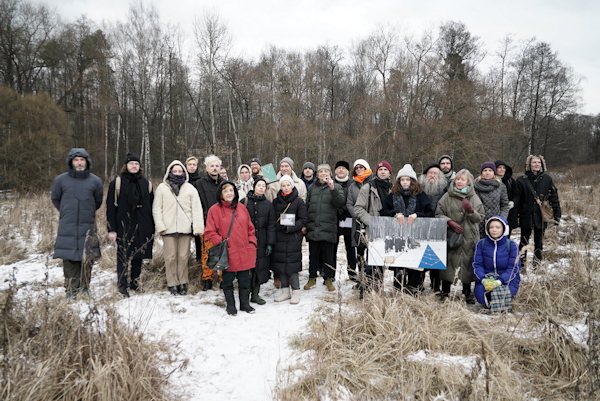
[{"left": 473, "top": 216, "right": 521, "bottom": 310}]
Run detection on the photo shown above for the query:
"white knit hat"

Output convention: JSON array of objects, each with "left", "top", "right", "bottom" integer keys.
[
  {"left": 279, "top": 175, "right": 295, "bottom": 187},
  {"left": 396, "top": 164, "right": 417, "bottom": 180},
  {"left": 353, "top": 159, "right": 370, "bottom": 171}
]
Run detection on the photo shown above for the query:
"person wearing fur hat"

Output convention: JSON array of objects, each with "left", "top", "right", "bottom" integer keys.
[
  {"left": 204, "top": 181, "right": 257, "bottom": 315},
  {"left": 301, "top": 161, "right": 316, "bottom": 191},
  {"left": 513, "top": 155, "right": 561, "bottom": 268},
  {"left": 266, "top": 157, "right": 307, "bottom": 202},
  {"left": 271, "top": 175, "right": 308, "bottom": 304},
  {"left": 152, "top": 160, "right": 204, "bottom": 296},
  {"left": 435, "top": 169, "right": 485, "bottom": 303},
  {"left": 303, "top": 164, "right": 346, "bottom": 291},
  {"left": 235, "top": 164, "right": 254, "bottom": 201},
  {"left": 333, "top": 160, "right": 356, "bottom": 282},
  {"left": 474, "top": 162, "right": 510, "bottom": 239},
  {"left": 346, "top": 159, "right": 373, "bottom": 281},
  {"left": 241, "top": 178, "right": 276, "bottom": 305},
  {"left": 106, "top": 152, "right": 155, "bottom": 297},
  {"left": 380, "top": 164, "right": 434, "bottom": 294},
  {"left": 438, "top": 154, "right": 456, "bottom": 186},
  {"left": 494, "top": 160, "right": 518, "bottom": 234},
  {"left": 354, "top": 160, "right": 393, "bottom": 296},
  {"left": 473, "top": 216, "right": 521, "bottom": 312}
]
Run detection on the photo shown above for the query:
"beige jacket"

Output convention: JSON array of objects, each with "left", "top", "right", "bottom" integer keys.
[
  {"left": 265, "top": 170, "right": 307, "bottom": 202},
  {"left": 153, "top": 160, "right": 204, "bottom": 235}
]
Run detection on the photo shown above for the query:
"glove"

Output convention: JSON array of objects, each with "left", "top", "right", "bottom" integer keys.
[
  {"left": 461, "top": 198, "right": 474, "bottom": 214},
  {"left": 447, "top": 220, "right": 464, "bottom": 233},
  {"left": 482, "top": 279, "right": 502, "bottom": 291},
  {"left": 265, "top": 245, "right": 273, "bottom": 256},
  {"left": 508, "top": 201, "right": 514, "bottom": 209}
]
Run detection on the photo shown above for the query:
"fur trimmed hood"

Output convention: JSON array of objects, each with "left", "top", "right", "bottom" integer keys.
[{"left": 525, "top": 155, "right": 547, "bottom": 173}]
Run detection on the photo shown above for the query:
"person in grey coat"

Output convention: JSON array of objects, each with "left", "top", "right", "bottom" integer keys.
[
  {"left": 474, "top": 162, "right": 510, "bottom": 238},
  {"left": 51, "top": 148, "right": 103, "bottom": 297}
]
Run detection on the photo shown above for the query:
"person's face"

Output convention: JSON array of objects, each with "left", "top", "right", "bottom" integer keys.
[
  {"left": 530, "top": 157, "right": 542, "bottom": 173},
  {"left": 303, "top": 167, "right": 314, "bottom": 179},
  {"left": 186, "top": 160, "right": 197, "bottom": 174},
  {"left": 400, "top": 177, "right": 411, "bottom": 189},
  {"left": 219, "top": 167, "right": 228, "bottom": 179},
  {"left": 206, "top": 161, "right": 221, "bottom": 176},
  {"left": 439, "top": 158, "right": 452, "bottom": 173},
  {"left": 354, "top": 164, "right": 366, "bottom": 176},
  {"left": 426, "top": 168, "right": 440, "bottom": 181},
  {"left": 487, "top": 221, "right": 504, "bottom": 239},
  {"left": 495, "top": 165, "right": 506, "bottom": 177},
  {"left": 126, "top": 161, "right": 140, "bottom": 174},
  {"left": 317, "top": 169, "right": 330, "bottom": 183},
  {"left": 221, "top": 184, "right": 235, "bottom": 202},
  {"left": 335, "top": 166, "right": 348, "bottom": 179},
  {"left": 254, "top": 181, "right": 266, "bottom": 195},
  {"left": 280, "top": 162, "right": 292, "bottom": 176},
  {"left": 171, "top": 165, "right": 184, "bottom": 176},
  {"left": 281, "top": 180, "right": 293, "bottom": 195},
  {"left": 454, "top": 175, "right": 468, "bottom": 189},
  {"left": 72, "top": 156, "right": 87, "bottom": 171},
  {"left": 481, "top": 168, "right": 495, "bottom": 180},
  {"left": 250, "top": 162, "right": 261, "bottom": 174},
  {"left": 377, "top": 167, "right": 390, "bottom": 180},
  {"left": 240, "top": 167, "right": 250, "bottom": 181}
]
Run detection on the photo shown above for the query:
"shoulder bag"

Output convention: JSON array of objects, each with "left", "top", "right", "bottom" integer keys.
[{"left": 207, "top": 211, "right": 236, "bottom": 271}]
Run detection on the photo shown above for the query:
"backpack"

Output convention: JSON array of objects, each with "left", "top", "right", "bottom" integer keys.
[{"left": 113, "top": 176, "right": 153, "bottom": 207}]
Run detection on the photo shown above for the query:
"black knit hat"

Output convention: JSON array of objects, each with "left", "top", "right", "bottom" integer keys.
[
  {"left": 335, "top": 160, "right": 350, "bottom": 170},
  {"left": 423, "top": 163, "right": 440, "bottom": 175},
  {"left": 249, "top": 157, "right": 262, "bottom": 166},
  {"left": 124, "top": 152, "right": 141, "bottom": 164}
]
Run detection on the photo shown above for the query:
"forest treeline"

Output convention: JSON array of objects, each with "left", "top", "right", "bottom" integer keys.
[{"left": 1, "top": 0, "right": 598, "bottom": 191}]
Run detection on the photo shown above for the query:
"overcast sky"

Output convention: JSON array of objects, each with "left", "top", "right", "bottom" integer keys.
[{"left": 40, "top": 0, "right": 600, "bottom": 115}]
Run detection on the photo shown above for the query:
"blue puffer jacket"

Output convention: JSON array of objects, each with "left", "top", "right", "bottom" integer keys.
[{"left": 473, "top": 216, "right": 521, "bottom": 307}]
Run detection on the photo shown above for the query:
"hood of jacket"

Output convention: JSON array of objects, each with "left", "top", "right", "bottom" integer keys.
[
  {"left": 484, "top": 215, "right": 510, "bottom": 241},
  {"left": 162, "top": 160, "right": 189, "bottom": 183},
  {"left": 494, "top": 160, "right": 513, "bottom": 180},
  {"left": 66, "top": 148, "right": 92, "bottom": 170},
  {"left": 525, "top": 155, "right": 548, "bottom": 173}
]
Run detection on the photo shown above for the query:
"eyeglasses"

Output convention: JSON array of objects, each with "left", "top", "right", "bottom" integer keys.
[{"left": 355, "top": 165, "right": 365, "bottom": 170}]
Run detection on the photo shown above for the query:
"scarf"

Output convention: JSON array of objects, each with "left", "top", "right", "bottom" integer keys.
[
  {"left": 335, "top": 175, "right": 349, "bottom": 183},
  {"left": 474, "top": 178, "right": 500, "bottom": 193},
  {"left": 122, "top": 172, "right": 143, "bottom": 213},
  {"left": 68, "top": 169, "right": 90, "bottom": 179},
  {"left": 372, "top": 177, "right": 391, "bottom": 202},
  {"left": 454, "top": 185, "right": 470, "bottom": 194},
  {"left": 354, "top": 169, "right": 372, "bottom": 184},
  {"left": 167, "top": 173, "right": 185, "bottom": 196},
  {"left": 392, "top": 188, "right": 417, "bottom": 217}
]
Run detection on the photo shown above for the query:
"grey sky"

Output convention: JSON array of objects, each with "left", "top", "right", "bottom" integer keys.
[{"left": 40, "top": 0, "right": 600, "bottom": 115}]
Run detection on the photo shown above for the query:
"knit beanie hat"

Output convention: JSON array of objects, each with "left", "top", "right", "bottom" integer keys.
[
  {"left": 302, "top": 161, "right": 315, "bottom": 171},
  {"left": 396, "top": 164, "right": 417, "bottom": 180},
  {"left": 422, "top": 163, "right": 440, "bottom": 175},
  {"left": 317, "top": 164, "right": 332, "bottom": 175},
  {"left": 480, "top": 161, "right": 497, "bottom": 174},
  {"left": 280, "top": 157, "right": 294, "bottom": 169},
  {"left": 353, "top": 159, "right": 371, "bottom": 171},
  {"left": 438, "top": 154, "right": 453, "bottom": 168},
  {"left": 124, "top": 152, "right": 141, "bottom": 164},
  {"left": 253, "top": 178, "right": 267, "bottom": 189},
  {"left": 249, "top": 157, "right": 262, "bottom": 166},
  {"left": 376, "top": 160, "right": 392, "bottom": 173},
  {"left": 335, "top": 160, "right": 350, "bottom": 170},
  {"left": 279, "top": 175, "right": 295, "bottom": 187}
]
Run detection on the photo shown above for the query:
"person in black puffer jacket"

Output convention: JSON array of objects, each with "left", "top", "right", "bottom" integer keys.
[
  {"left": 495, "top": 160, "right": 518, "bottom": 234},
  {"left": 242, "top": 179, "right": 276, "bottom": 305},
  {"left": 513, "top": 155, "right": 561, "bottom": 268},
  {"left": 271, "top": 176, "right": 308, "bottom": 304}
]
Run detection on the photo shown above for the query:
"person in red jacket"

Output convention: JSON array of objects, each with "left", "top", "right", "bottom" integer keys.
[{"left": 204, "top": 181, "right": 257, "bottom": 316}]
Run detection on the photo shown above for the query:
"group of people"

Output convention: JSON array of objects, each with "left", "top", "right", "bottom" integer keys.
[{"left": 51, "top": 148, "right": 561, "bottom": 314}]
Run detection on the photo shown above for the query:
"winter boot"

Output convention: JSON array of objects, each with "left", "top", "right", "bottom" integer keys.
[
  {"left": 324, "top": 278, "right": 335, "bottom": 292},
  {"left": 223, "top": 289, "right": 237, "bottom": 316},
  {"left": 118, "top": 286, "right": 130, "bottom": 298},
  {"left": 179, "top": 283, "right": 188, "bottom": 296},
  {"left": 274, "top": 287, "right": 291, "bottom": 302},
  {"left": 290, "top": 289, "right": 301, "bottom": 304},
  {"left": 239, "top": 288, "right": 255, "bottom": 314},
  {"left": 251, "top": 285, "right": 266, "bottom": 305},
  {"left": 168, "top": 286, "right": 178, "bottom": 296},
  {"left": 303, "top": 278, "right": 317, "bottom": 290},
  {"left": 202, "top": 279, "right": 213, "bottom": 291},
  {"left": 462, "top": 283, "right": 475, "bottom": 304}
]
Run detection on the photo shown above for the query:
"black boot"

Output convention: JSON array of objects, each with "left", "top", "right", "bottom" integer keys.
[
  {"left": 179, "top": 283, "right": 188, "bottom": 295},
  {"left": 203, "top": 279, "right": 213, "bottom": 291},
  {"left": 462, "top": 282, "right": 475, "bottom": 304},
  {"left": 118, "top": 285, "right": 130, "bottom": 298},
  {"left": 250, "top": 285, "right": 266, "bottom": 305},
  {"left": 168, "top": 286, "right": 178, "bottom": 295},
  {"left": 438, "top": 280, "right": 451, "bottom": 301},
  {"left": 223, "top": 289, "right": 237, "bottom": 316},
  {"left": 239, "top": 288, "right": 255, "bottom": 314}
]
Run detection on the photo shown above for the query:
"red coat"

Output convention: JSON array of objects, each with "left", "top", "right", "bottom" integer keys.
[{"left": 204, "top": 201, "right": 257, "bottom": 272}]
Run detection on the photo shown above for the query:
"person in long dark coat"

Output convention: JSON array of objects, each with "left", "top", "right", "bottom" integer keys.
[
  {"left": 495, "top": 160, "right": 518, "bottom": 234},
  {"left": 106, "top": 152, "right": 154, "bottom": 297},
  {"left": 241, "top": 178, "right": 276, "bottom": 305},
  {"left": 271, "top": 176, "right": 308, "bottom": 304}
]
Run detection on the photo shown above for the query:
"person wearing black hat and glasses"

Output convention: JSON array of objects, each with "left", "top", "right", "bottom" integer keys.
[{"left": 106, "top": 152, "right": 155, "bottom": 297}]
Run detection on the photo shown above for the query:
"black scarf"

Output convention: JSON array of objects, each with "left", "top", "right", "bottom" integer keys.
[
  {"left": 68, "top": 168, "right": 90, "bottom": 179},
  {"left": 167, "top": 173, "right": 185, "bottom": 195},
  {"left": 122, "top": 172, "right": 143, "bottom": 213},
  {"left": 392, "top": 188, "right": 417, "bottom": 216},
  {"left": 372, "top": 177, "right": 391, "bottom": 202}
]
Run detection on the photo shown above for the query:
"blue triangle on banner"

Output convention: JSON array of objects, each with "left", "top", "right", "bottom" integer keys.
[{"left": 419, "top": 244, "right": 446, "bottom": 270}]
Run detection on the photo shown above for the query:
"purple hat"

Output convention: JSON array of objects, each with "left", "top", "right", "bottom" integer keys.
[{"left": 480, "top": 161, "right": 497, "bottom": 174}]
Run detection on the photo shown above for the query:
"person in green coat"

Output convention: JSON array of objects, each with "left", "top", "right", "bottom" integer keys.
[
  {"left": 303, "top": 164, "right": 346, "bottom": 291},
  {"left": 435, "top": 169, "right": 485, "bottom": 303}
]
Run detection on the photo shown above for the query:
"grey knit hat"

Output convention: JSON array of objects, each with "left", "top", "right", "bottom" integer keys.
[{"left": 280, "top": 157, "right": 294, "bottom": 170}]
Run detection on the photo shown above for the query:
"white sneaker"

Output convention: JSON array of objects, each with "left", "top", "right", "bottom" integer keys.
[
  {"left": 274, "top": 288, "right": 291, "bottom": 302},
  {"left": 290, "top": 289, "right": 301, "bottom": 304}
]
